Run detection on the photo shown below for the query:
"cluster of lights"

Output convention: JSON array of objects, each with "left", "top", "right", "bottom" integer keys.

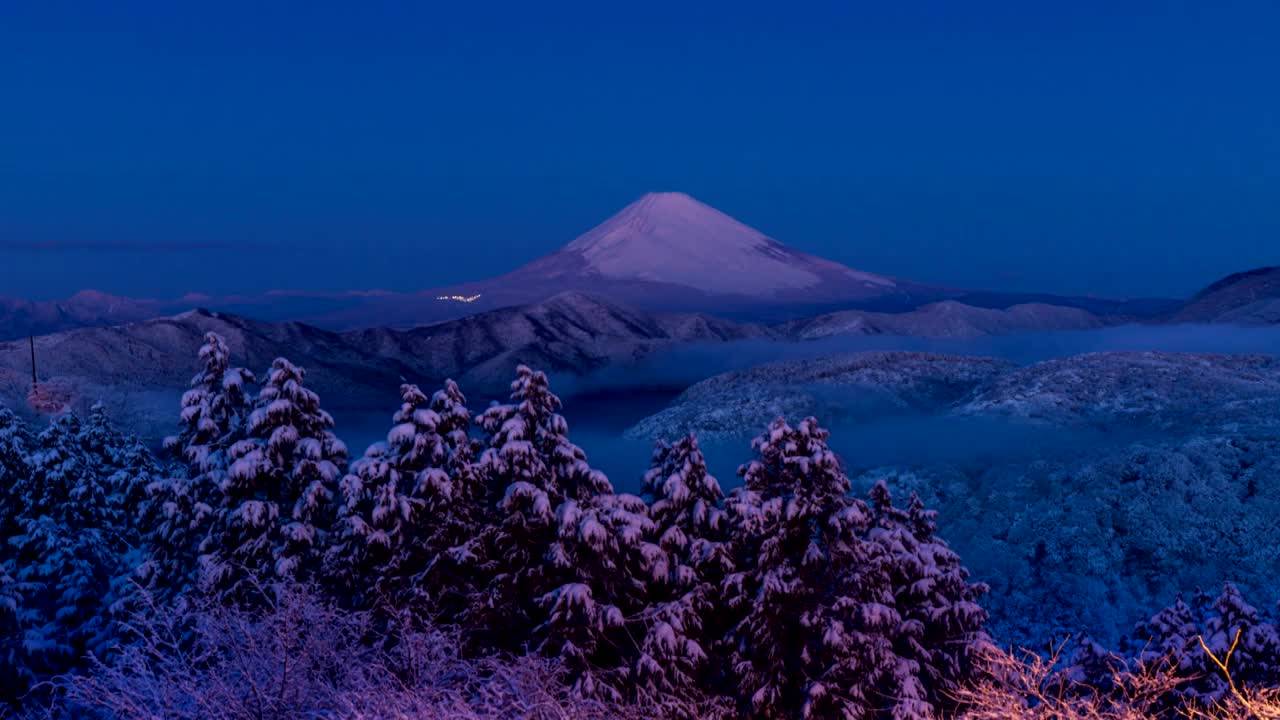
[{"left": 436, "top": 294, "right": 481, "bottom": 303}]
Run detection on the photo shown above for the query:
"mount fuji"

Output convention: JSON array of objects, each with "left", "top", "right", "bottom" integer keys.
[
  {"left": 308, "top": 192, "right": 942, "bottom": 328},
  {"left": 523, "top": 192, "right": 903, "bottom": 299}
]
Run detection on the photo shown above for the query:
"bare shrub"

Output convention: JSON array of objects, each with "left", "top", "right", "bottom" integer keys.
[{"left": 955, "top": 635, "right": 1280, "bottom": 720}]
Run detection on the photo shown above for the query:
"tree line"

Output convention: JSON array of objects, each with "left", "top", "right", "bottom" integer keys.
[{"left": 1, "top": 332, "right": 1278, "bottom": 718}]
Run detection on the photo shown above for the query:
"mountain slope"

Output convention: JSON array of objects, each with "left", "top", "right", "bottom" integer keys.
[
  {"left": 558, "top": 192, "right": 896, "bottom": 296},
  {"left": 1172, "top": 266, "right": 1280, "bottom": 325}
]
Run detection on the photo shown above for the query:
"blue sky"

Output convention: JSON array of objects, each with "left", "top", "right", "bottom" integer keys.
[{"left": 1, "top": 0, "right": 1277, "bottom": 300}]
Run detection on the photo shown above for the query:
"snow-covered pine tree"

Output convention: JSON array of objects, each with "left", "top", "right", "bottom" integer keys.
[
  {"left": 867, "top": 481, "right": 989, "bottom": 718},
  {"left": 327, "top": 431, "right": 419, "bottom": 609},
  {"left": 0, "top": 407, "right": 32, "bottom": 545},
  {"left": 1, "top": 411, "right": 124, "bottom": 692},
  {"left": 78, "top": 403, "right": 159, "bottom": 547},
  {"left": 1130, "top": 594, "right": 1201, "bottom": 672},
  {"left": 723, "top": 416, "right": 892, "bottom": 719},
  {"left": 1201, "top": 583, "right": 1280, "bottom": 695},
  {"left": 634, "top": 434, "right": 731, "bottom": 701},
  {"left": 412, "top": 379, "right": 486, "bottom": 607},
  {"left": 1126, "top": 592, "right": 1209, "bottom": 712},
  {"left": 464, "top": 365, "right": 665, "bottom": 702},
  {"left": 327, "top": 379, "right": 486, "bottom": 611},
  {"left": 1065, "top": 635, "right": 1121, "bottom": 699},
  {"left": 0, "top": 561, "right": 34, "bottom": 704},
  {"left": 402, "top": 379, "right": 485, "bottom": 613},
  {"left": 10, "top": 414, "right": 83, "bottom": 523},
  {"left": 466, "top": 365, "right": 614, "bottom": 644},
  {"left": 536, "top": 489, "right": 658, "bottom": 702},
  {"left": 206, "top": 357, "right": 347, "bottom": 602},
  {"left": 164, "top": 332, "right": 254, "bottom": 473},
  {"left": 0, "top": 408, "right": 32, "bottom": 692},
  {"left": 138, "top": 332, "right": 254, "bottom": 601},
  {"left": 7, "top": 516, "right": 116, "bottom": 680},
  {"left": 79, "top": 402, "right": 126, "bottom": 465}
]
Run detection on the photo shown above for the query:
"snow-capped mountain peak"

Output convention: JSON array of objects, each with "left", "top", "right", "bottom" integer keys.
[{"left": 561, "top": 192, "right": 894, "bottom": 296}]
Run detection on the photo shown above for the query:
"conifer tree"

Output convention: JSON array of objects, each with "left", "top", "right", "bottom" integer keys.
[
  {"left": 12, "top": 414, "right": 83, "bottom": 522},
  {"left": 635, "top": 434, "right": 731, "bottom": 699},
  {"left": 1125, "top": 593, "right": 1210, "bottom": 712},
  {"left": 206, "top": 357, "right": 347, "bottom": 602},
  {"left": 8, "top": 517, "right": 115, "bottom": 677},
  {"left": 327, "top": 437, "right": 418, "bottom": 608},
  {"left": 79, "top": 403, "right": 158, "bottom": 546},
  {"left": 535, "top": 490, "right": 658, "bottom": 701},
  {"left": 164, "top": 332, "right": 254, "bottom": 473},
  {"left": 722, "top": 417, "right": 895, "bottom": 718},
  {"left": 467, "top": 365, "right": 613, "bottom": 641},
  {"left": 0, "top": 560, "right": 34, "bottom": 704},
  {"left": 1130, "top": 594, "right": 1201, "bottom": 673},
  {"left": 327, "top": 379, "right": 485, "bottom": 610},
  {"left": 1202, "top": 583, "right": 1280, "bottom": 693},
  {"left": 405, "top": 379, "right": 486, "bottom": 611},
  {"left": 867, "top": 481, "right": 989, "bottom": 718},
  {"left": 0, "top": 408, "right": 32, "bottom": 545},
  {"left": 464, "top": 365, "right": 671, "bottom": 702},
  {"left": 1, "top": 411, "right": 123, "bottom": 691},
  {"left": 1066, "top": 635, "right": 1121, "bottom": 699},
  {"left": 139, "top": 332, "right": 254, "bottom": 601}
]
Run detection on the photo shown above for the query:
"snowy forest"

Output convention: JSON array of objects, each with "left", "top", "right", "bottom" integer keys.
[{"left": 2, "top": 332, "right": 1279, "bottom": 719}]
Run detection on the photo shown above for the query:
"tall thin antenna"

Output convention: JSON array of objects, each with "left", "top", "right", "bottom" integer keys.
[{"left": 29, "top": 335, "right": 37, "bottom": 389}]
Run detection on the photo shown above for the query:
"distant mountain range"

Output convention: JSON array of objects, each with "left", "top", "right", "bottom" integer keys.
[
  {"left": 0, "top": 292, "right": 772, "bottom": 442},
  {"left": 778, "top": 300, "right": 1105, "bottom": 339},
  {"left": 9, "top": 191, "right": 1255, "bottom": 343}
]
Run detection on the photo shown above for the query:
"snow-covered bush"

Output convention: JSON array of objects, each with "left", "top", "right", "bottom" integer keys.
[{"left": 57, "top": 582, "right": 671, "bottom": 720}]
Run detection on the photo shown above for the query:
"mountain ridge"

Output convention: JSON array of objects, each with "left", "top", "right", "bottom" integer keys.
[{"left": 0, "top": 291, "right": 772, "bottom": 443}]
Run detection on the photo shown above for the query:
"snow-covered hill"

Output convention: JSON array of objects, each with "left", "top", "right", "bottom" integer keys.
[
  {"left": 626, "top": 352, "right": 1013, "bottom": 441},
  {"left": 778, "top": 300, "right": 1104, "bottom": 339},
  {"left": 1172, "top": 266, "right": 1280, "bottom": 325},
  {"left": 627, "top": 350, "right": 1280, "bottom": 441},
  {"left": 958, "top": 351, "right": 1280, "bottom": 427}
]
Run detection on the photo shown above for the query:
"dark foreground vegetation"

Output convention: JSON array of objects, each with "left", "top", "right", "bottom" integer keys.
[{"left": 1, "top": 333, "right": 1279, "bottom": 718}]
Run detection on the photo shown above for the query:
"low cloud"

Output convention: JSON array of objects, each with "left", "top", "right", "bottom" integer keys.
[{"left": 0, "top": 240, "right": 263, "bottom": 253}]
